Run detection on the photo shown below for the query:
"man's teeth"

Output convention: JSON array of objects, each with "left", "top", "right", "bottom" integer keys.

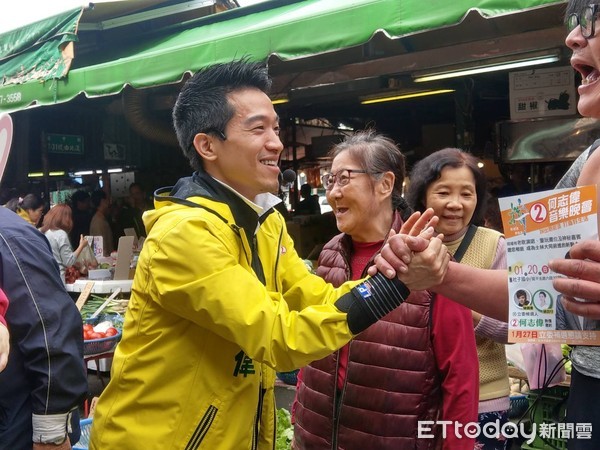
[{"left": 261, "top": 161, "right": 277, "bottom": 166}]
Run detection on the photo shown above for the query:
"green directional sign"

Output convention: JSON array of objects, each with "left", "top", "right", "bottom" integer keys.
[{"left": 46, "top": 133, "right": 84, "bottom": 155}]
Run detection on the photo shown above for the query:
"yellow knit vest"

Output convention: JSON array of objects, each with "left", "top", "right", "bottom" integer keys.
[{"left": 446, "top": 227, "right": 510, "bottom": 402}]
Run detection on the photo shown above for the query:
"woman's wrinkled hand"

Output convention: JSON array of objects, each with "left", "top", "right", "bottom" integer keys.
[{"left": 368, "top": 207, "right": 448, "bottom": 290}]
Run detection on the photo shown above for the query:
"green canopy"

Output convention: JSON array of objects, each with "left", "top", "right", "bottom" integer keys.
[
  {"left": 0, "top": 8, "right": 82, "bottom": 86},
  {"left": 0, "top": 0, "right": 565, "bottom": 113}
]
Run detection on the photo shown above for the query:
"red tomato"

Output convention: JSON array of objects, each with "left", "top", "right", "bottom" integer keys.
[
  {"left": 105, "top": 327, "right": 118, "bottom": 337},
  {"left": 83, "top": 324, "right": 94, "bottom": 332},
  {"left": 88, "top": 332, "right": 104, "bottom": 340},
  {"left": 83, "top": 330, "right": 93, "bottom": 340}
]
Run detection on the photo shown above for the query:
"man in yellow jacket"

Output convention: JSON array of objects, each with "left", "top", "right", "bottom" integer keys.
[{"left": 89, "top": 59, "right": 449, "bottom": 449}]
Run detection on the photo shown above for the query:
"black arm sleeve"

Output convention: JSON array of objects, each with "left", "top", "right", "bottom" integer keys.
[{"left": 335, "top": 273, "right": 410, "bottom": 334}]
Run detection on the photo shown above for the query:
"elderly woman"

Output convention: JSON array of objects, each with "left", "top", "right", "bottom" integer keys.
[
  {"left": 293, "top": 131, "right": 478, "bottom": 450},
  {"left": 405, "top": 147, "right": 510, "bottom": 450}
]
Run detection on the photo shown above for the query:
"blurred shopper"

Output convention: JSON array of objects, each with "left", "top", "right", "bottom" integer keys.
[
  {"left": 0, "top": 207, "right": 88, "bottom": 449},
  {"left": 40, "top": 203, "right": 89, "bottom": 284},
  {"left": 293, "top": 132, "right": 478, "bottom": 450},
  {"left": 6, "top": 193, "right": 45, "bottom": 227},
  {"left": 483, "top": 194, "right": 503, "bottom": 233},
  {"left": 116, "top": 182, "right": 151, "bottom": 238},
  {"left": 89, "top": 189, "right": 114, "bottom": 256},
  {"left": 406, "top": 147, "right": 511, "bottom": 450},
  {"left": 69, "top": 190, "right": 92, "bottom": 247},
  {"left": 295, "top": 183, "right": 321, "bottom": 215},
  {"left": 88, "top": 59, "right": 446, "bottom": 449}
]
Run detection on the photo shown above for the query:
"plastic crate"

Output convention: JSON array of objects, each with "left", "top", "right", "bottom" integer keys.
[
  {"left": 525, "top": 385, "right": 569, "bottom": 450},
  {"left": 276, "top": 369, "right": 299, "bottom": 385},
  {"left": 509, "top": 394, "right": 528, "bottom": 419},
  {"left": 73, "top": 418, "right": 92, "bottom": 450}
]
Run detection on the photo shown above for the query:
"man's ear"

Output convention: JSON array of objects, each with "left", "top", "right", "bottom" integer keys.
[{"left": 193, "top": 133, "right": 218, "bottom": 162}]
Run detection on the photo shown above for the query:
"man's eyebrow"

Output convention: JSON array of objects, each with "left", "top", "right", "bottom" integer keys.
[{"left": 243, "top": 114, "right": 280, "bottom": 126}]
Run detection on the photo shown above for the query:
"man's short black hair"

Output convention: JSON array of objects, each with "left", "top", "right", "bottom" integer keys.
[{"left": 172, "top": 58, "right": 272, "bottom": 172}]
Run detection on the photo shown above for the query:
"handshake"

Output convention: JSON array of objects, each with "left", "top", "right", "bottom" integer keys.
[
  {"left": 369, "top": 208, "right": 450, "bottom": 292},
  {"left": 368, "top": 208, "right": 600, "bottom": 323},
  {"left": 334, "top": 208, "right": 448, "bottom": 335}
]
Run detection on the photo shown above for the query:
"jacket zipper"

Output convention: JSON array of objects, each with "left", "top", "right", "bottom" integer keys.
[
  {"left": 252, "top": 385, "right": 266, "bottom": 450},
  {"left": 184, "top": 405, "right": 218, "bottom": 450},
  {"left": 331, "top": 349, "right": 345, "bottom": 449},
  {"left": 273, "top": 227, "right": 283, "bottom": 288}
]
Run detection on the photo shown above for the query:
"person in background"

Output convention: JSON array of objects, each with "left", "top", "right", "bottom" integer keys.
[
  {"left": 295, "top": 183, "right": 321, "bottom": 215},
  {"left": 0, "top": 288, "right": 8, "bottom": 373},
  {"left": 89, "top": 189, "right": 114, "bottom": 256},
  {"left": 5, "top": 193, "right": 45, "bottom": 227},
  {"left": 483, "top": 194, "right": 503, "bottom": 233},
  {"left": 69, "top": 190, "right": 92, "bottom": 248},
  {"left": 0, "top": 206, "right": 88, "bottom": 449},
  {"left": 39, "top": 203, "right": 89, "bottom": 284},
  {"left": 88, "top": 59, "right": 445, "bottom": 449},
  {"left": 116, "top": 182, "right": 151, "bottom": 239},
  {"left": 406, "top": 147, "right": 511, "bottom": 450},
  {"left": 293, "top": 131, "right": 478, "bottom": 450}
]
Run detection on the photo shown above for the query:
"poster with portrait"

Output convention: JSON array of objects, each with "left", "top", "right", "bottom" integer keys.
[{"left": 499, "top": 185, "right": 600, "bottom": 345}]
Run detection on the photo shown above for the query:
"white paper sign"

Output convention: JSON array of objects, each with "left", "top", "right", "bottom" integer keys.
[{"left": 499, "top": 185, "right": 600, "bottom": 345}]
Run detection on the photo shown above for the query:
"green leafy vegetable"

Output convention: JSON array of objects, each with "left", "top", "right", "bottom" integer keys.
[{"left": 276, "top": 408, "right": 293, "bottom": 450}]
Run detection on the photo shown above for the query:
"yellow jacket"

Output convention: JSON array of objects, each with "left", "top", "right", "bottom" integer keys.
[{"left": 90, "top": 173, "right": 358, "bottom": 450}]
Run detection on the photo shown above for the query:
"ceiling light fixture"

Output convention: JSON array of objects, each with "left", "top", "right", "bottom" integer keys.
[
  {"left": 360, "top": 89, "right": 455, "bottom": 105},
  {"left": 271, "top": 98, "right": 289, "bottom": 105},
  {"left": 413, "top": 53, "right": 560, "bottom": 83}
]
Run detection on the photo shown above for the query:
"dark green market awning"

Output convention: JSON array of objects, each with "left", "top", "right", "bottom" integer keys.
[
  {"left": 0, "top": 8, "right": 82, "bottom": 86},
  {"left": 0, "top": 0, "right": 565, "bottom": 113}
]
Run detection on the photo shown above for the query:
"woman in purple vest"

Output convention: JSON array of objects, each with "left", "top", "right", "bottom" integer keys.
[{"left": 292, "top": 130, "right": 479, "bottom": 450}]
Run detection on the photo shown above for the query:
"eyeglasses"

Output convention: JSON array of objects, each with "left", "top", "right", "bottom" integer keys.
[
  {"left": 568, "top": 4, "right": 599, "bottom": 39},
  {"left": 321, "top": 169, "right": 375, "bottom": 190}
]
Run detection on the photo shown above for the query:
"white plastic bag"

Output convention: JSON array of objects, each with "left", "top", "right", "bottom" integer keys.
[{"left": 520, "top": 343, "right": 566, "bottom": 389}]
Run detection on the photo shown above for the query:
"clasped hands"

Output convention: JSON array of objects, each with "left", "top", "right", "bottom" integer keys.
[
  {"left": 368, "top": 208, "right": 450, "bottom": 291},
  {"left": 369, "top": 207, "right": 600, "bottom": 321}
]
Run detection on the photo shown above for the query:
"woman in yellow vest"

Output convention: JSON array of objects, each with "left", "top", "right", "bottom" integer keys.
[{"left": 406, "top": 147, "right": 511, "bottom": 450}]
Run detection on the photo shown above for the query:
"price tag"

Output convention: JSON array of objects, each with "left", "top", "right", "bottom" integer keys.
[{"left": 75, "top": 281, "right": 95, "bottom": 311}]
